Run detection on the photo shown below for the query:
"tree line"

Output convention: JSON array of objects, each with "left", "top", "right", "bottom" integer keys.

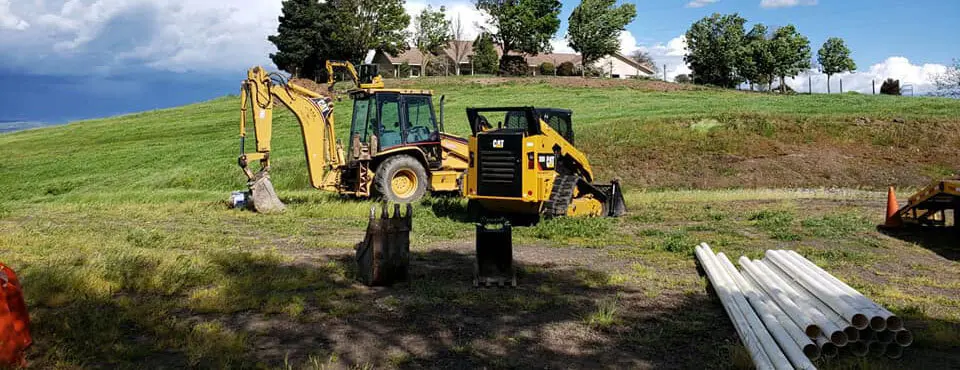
[
  {"left": 682, "top": 13, "right": 856, "bottom": 93},
  {"left": 268, "top": 0, "right": 642, "bottom": 79}
]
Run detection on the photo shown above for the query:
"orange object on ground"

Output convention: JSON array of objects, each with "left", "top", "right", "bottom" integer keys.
[
  {"left": 884, "top": 186, "right": 903, "bottom": 228},
  {"left": 0, "top": 263, "right": 31, "bottom": 368}
]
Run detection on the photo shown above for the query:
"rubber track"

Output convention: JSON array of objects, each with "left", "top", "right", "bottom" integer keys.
[{"left": 543, "top": 174, "right": 578, "bottom": 218}]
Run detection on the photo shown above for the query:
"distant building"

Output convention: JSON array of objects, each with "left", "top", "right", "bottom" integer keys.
[{"left": 369, "top": 41, "right": 655, "bottom": 78}]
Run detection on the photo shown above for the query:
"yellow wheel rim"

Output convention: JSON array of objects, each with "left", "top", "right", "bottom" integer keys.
[{"left": 390, "top": 169, "right": 418, "bottom": 198}]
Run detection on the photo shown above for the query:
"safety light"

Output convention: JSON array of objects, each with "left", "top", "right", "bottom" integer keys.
[{"left": 527, "top": 152, "right": 535, "bottom": 169}]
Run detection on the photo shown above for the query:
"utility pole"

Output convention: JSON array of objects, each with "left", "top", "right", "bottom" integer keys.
[
  {"left": 872, "top": 80, "right": 876, "bottom": 95},
  {"left": 663, "top": 64, "right": 667, "bottom": 81},
  {"left": 808, "top": 75, "right": 812, "bottom": 94},
  {"left": 840, "top": 79, "right": 843, "bottom": 94}
]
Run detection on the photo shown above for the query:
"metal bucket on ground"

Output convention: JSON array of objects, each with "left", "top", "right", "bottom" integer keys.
[
  {"left": 474, "top": 219, "right": 516, "bottom": 287},
  {"left": 355, "top": 202, "right": 412, "bottom": 286}
]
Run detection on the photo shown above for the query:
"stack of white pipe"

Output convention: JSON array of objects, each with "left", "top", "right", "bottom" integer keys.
[{"left": 695, "top": 244, "right": 914, "bottom": 369}]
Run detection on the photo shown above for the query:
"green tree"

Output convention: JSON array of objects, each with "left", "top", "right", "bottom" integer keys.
[
  {"left": 471, "top": 32, "right": 499, "bottom": 74},
  {"left": 267, "top": 0, "right": 411, "bottom": 79},
  {"left": 557, "top": 61, "right": 577, "bottom": 76},
  {"left": 684, "top": 13, "right": 748, "bottom": 88},
  {"left": 880, "top": 78, "right": 901, "bottom": 95},
  {"left": 540, "top": 62, "right": 556, "bottom": 75},
  {"left": 933, "top": 58, "right": 960, "bottom": 90},
  {"left": 817, "top": 37, "right": 856, "bottom": 93},
  {"left": 268, "top": 0, "right": 326, "bottom": 79},
  {"left": 770, "top": 25, "right": 811, "bottom": 93},
  {"left": 566, "top": 0, "right": 636, "bottom": 77},
  {"left": 738, "top": 24, "right": 775, "bottom": 90},
  {"left": 414, "top": 5, "right": 451, "bottom": 76},
  {"left": 475, "top": 0, "right": 562, "bottom": 73},
  {"left": 674, "top": 74, "right": 691, "bottom": 84}
]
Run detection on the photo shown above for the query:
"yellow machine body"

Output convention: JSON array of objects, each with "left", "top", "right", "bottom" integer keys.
[
  {"left": 238, "top": 65, "right": 468, "bottom": 209},
  {"left": 462, "top": 107, "right": 625, "bottom": 218}
]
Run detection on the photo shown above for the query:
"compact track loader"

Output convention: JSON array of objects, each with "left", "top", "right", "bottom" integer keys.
[
  {"left": 462, "top": 107, "right": 626, "bottom": 220},
  {"left": 236, "top": 64, "right": 469, "bottom": 213}
]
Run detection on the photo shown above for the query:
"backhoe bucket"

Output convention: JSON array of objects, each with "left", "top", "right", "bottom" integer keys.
[
  {"left": 595, "top": 179, "right": 627, "bottom": 217},
  {"left": 1, "top": 263, "right": 32, "bottom": 368},
  {"left": 355, "top": 203, "right": 412, "bottom": 286},
  {"left": 474, "top": 219, "right": 516, "bottom": 287},
  {"left": 248, "top": 170, "right": 286, "bottom": 214}
]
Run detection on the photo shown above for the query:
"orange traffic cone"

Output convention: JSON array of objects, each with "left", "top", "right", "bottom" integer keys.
[{"left": 884, "top": 186, "right": 902, "bottom": 228}]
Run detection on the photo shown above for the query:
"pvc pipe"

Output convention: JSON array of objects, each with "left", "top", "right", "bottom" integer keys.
[
  {"left": 747, "top": 259, "right": 849, "bottom": 346},
  {"left": 895, "top": 329, "right": 914, "bottom": 346},
  {"left": 784, "top": 250, "right": 901, "bottom": 331},
  {"left": 765, "top": 251, "right": 869, "bottom": 329},
  {"left": 816, "top": 335, "right": 838, "bottom": 359},
  {"left": 758, "top": 260, "right": 858, "bottom": 345},
  {"left": 740, "top": 265, "right": 821, "bottom": 361},
  {"left": 878, "top": 330, "right": 895, "bottom": 344},
  {"left": 885, "top": 342, "right": 904, "bottom": 359},
  {"left": 859, "top": 328, "right": 876, "bottom": 342},
  {"left": 695, "top": 244, "right": 775, "bottom": 370},
  {"left": 849, "top": 340, "right": 869, "bottom": 357},
  {"left": 739, "top": 257, "right": 823, "bottom": 339},
  {"left": 868, "top": 340, "right": 887, "bottom": 357},
  {"left": 717, "top": 253, "right": 816, "bottom": 369}
]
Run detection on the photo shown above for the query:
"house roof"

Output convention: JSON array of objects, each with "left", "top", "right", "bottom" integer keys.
[
  {"left": 375, "top": 41, "right": 645, "bottom": 69},
  {"left": 607, "top": 52, "right": 656, "bottom": 75}
]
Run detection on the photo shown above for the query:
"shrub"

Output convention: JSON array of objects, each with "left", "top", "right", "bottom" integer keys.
[
  {"left": 674, "top": 74, "right": 692, "bottom": 84},
  {"left": 557, "top": 61, "right": 577, "bottom": 76},
  {"left": 880, "top": 78, "right": 901, "bottom": 95},
  {"left": 539, "top": 62, "right": 556, "bottom": 76},
  {"left": 398, "top": 62, "right": 411, "bottom": 78},
  {"left": 499, "top": 55, "right": 529, "bottom": 76}
]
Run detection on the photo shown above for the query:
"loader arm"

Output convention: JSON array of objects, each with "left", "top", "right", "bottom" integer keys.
[
  {"left": 326, "top": 60, "right": 385, "bottom": 90},
  {"left": 239, "top": 66, "right": 344, "bottom": 191}
]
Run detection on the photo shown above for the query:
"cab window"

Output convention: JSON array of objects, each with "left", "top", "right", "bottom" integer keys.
[
  {"left": 403, "top": 95, "right": 437, "bottom": 143},
  {"left": 378, "top": 94, "right": 402, "bottom": 149}
]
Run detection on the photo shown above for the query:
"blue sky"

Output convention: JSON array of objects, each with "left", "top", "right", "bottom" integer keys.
[{"left": 0, "top": 0, "right": 957, "bottom": 124}]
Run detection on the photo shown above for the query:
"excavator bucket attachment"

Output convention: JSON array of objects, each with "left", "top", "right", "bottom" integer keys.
[
  {"left": 355, "top": 203, "right": 412, "bottom": 286},
  {"left": 248, "top": 170, "right": 286, "bottom": 214},
  {"left": 0, "top": 263, "right": 31, "bottom": 368},
  {"left": 594, "top": 179, "right": 627, "bottom": 217},
  {"left": 474, "top": 219, "right": 517, "bottom": 287}
]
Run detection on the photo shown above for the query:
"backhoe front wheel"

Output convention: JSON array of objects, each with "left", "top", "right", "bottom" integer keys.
[{"left": 375, "top": 155, "right": 428, "bottom": 203}]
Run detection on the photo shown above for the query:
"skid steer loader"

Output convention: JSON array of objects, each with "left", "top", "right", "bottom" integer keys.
[
  {"left": 462, "top": 107, "right": 626, "bottom": 221},
  {"left": 235, "top": 64, "right": 469, "bottom": 213}
]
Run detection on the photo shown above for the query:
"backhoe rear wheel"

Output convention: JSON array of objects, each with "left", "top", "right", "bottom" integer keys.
[{"left": 375, "top": 155, "right": 428, "bottom": 203}]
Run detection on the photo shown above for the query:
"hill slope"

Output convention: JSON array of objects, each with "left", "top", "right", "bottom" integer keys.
[{"left": 2, "top": 77, "right": 959, "bottom": 204}]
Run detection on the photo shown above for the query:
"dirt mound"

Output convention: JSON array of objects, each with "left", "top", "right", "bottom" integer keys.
[{"left": 289, "top": 78, "right": 331, "bottom": 96}]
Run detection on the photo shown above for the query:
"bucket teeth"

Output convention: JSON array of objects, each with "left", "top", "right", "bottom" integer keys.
[{"left": 356, "top": 202, "right": 412, "bottom": 286}]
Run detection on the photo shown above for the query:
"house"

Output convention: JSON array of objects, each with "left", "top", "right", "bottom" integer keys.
[{"left": 370, "top": 40, "right": 655, "bottom": 78}]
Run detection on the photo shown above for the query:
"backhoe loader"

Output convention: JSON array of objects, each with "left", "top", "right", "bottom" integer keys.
[
  {"left": 462, "top": 107, "right": 626, "bottom": 220},
  {"left": 237, "top": 64, "right": 469, "bottom": 213}
]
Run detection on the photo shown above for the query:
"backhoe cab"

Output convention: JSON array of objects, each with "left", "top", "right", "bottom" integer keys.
[
  {"left": 463, "top": 107, "right": 626, "bottom": 220},
  {"left": 236, "top": 65, "right": 468, "bottom": 213}
]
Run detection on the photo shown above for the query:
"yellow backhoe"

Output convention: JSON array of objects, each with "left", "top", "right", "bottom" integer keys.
[
  {"left": 237, "top": 63, "right": 469, "bottom": 213},
  {"left": 462, "top": 107, "right": 626, "bottom": 221}
]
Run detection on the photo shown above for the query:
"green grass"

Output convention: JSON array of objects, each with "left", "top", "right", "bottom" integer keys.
[{"left": 2, "top": 77, "right": 960, "bottom": 368}]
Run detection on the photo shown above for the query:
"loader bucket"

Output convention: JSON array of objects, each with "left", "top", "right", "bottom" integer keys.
[
  {"left": 0, "top": 263, "right": 32, "bottom": 368},
  {"left": 248, "top": 170, "right": 286, "bottom": 214},
  {"left": 355, "top": 203, "right": 412, "bottom": 286},
  {"left": 593, "top": 179, "right": 627, "bottom": 217},
  {"left": 474, "top": 219, "right": 517, "bottom": 287}
]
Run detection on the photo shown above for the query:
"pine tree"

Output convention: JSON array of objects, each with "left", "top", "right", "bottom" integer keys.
[{"left": 471, "top": 33, "right": 499, "bottom": 75}]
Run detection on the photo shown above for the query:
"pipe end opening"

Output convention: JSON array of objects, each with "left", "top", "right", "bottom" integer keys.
[
  {"left": 870, "top": 316, "right": 888, "bottom": 331},
  {"left": 805, "top": 326, "right": 822, "bottom": 339},
  {"left": 803, "top": 344, "right": 820, "bottom": 360},
  {"left": 896, "top": 330, "right": 913, "bottom": 346},
  {"left": 844, "top": 326, "right": 861, "bottom": 342},
  {"left": 830, "top": 331, "right": 849, "bottom": 347},
  {"left": 885, "top": 344, "right": 904, "bottom": 359},
  {"left": 822, "top": 343, "right": 838, "bottom": 358},
  {"left": 887, "top": 316, "right": 904, "bottom": 331},
  {"left": 852, "top": 313, "right": 870, "bottom": 329}
]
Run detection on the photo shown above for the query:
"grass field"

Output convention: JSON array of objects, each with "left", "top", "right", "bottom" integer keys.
[{"left": 1, "top": 77, "right": 959, "bottom": 369}]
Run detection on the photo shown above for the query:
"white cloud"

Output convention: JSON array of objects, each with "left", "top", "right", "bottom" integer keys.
[
  {"left": 760, "top": 0, "right": 817, "bottom": 9},
  {"left": 0, "top": 0, "right": 29, "bottom": 30},
  {"left": 0, "top": 0, "right": 487, "bottom": 76},
  {"left": 686, "top": 0, "right": 719, "bottom": 8},
  {"left": 620, "top": 31, "right": 691, "bottom": 80},
  {"left": 786, "top": 57, "right": 948, "bottom": 94}
]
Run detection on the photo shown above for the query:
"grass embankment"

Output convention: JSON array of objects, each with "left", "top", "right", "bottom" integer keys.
[{"left": 1, "top": 78, "right": 958, "bottom": 368}]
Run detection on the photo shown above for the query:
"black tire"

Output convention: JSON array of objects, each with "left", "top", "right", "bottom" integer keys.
[{"left": 374, "top": 155, "right": 428, "bottom": 203}]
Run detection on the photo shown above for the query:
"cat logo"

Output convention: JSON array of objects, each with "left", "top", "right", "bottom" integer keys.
[{"left": 492, "top": 139, "right": 504, "bottom": 148}]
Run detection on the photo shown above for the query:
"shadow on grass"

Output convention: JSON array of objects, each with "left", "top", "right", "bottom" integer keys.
[
  {"left": 17, "top": 248, "right": 735, "bottom": 369},
  {"left": 877, "top": 225, "right": 960, "bottom": 261},
  {"left": 20, "top": 247, "right": 960, "bottom": 369}
]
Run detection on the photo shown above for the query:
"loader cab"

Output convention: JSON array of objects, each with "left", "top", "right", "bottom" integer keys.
[
  {"left": 357, "top": 64, "right": 379, "bottom": 85},
  {"left": 347, "top": 89, "right": 441, "bottom": 162}
]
